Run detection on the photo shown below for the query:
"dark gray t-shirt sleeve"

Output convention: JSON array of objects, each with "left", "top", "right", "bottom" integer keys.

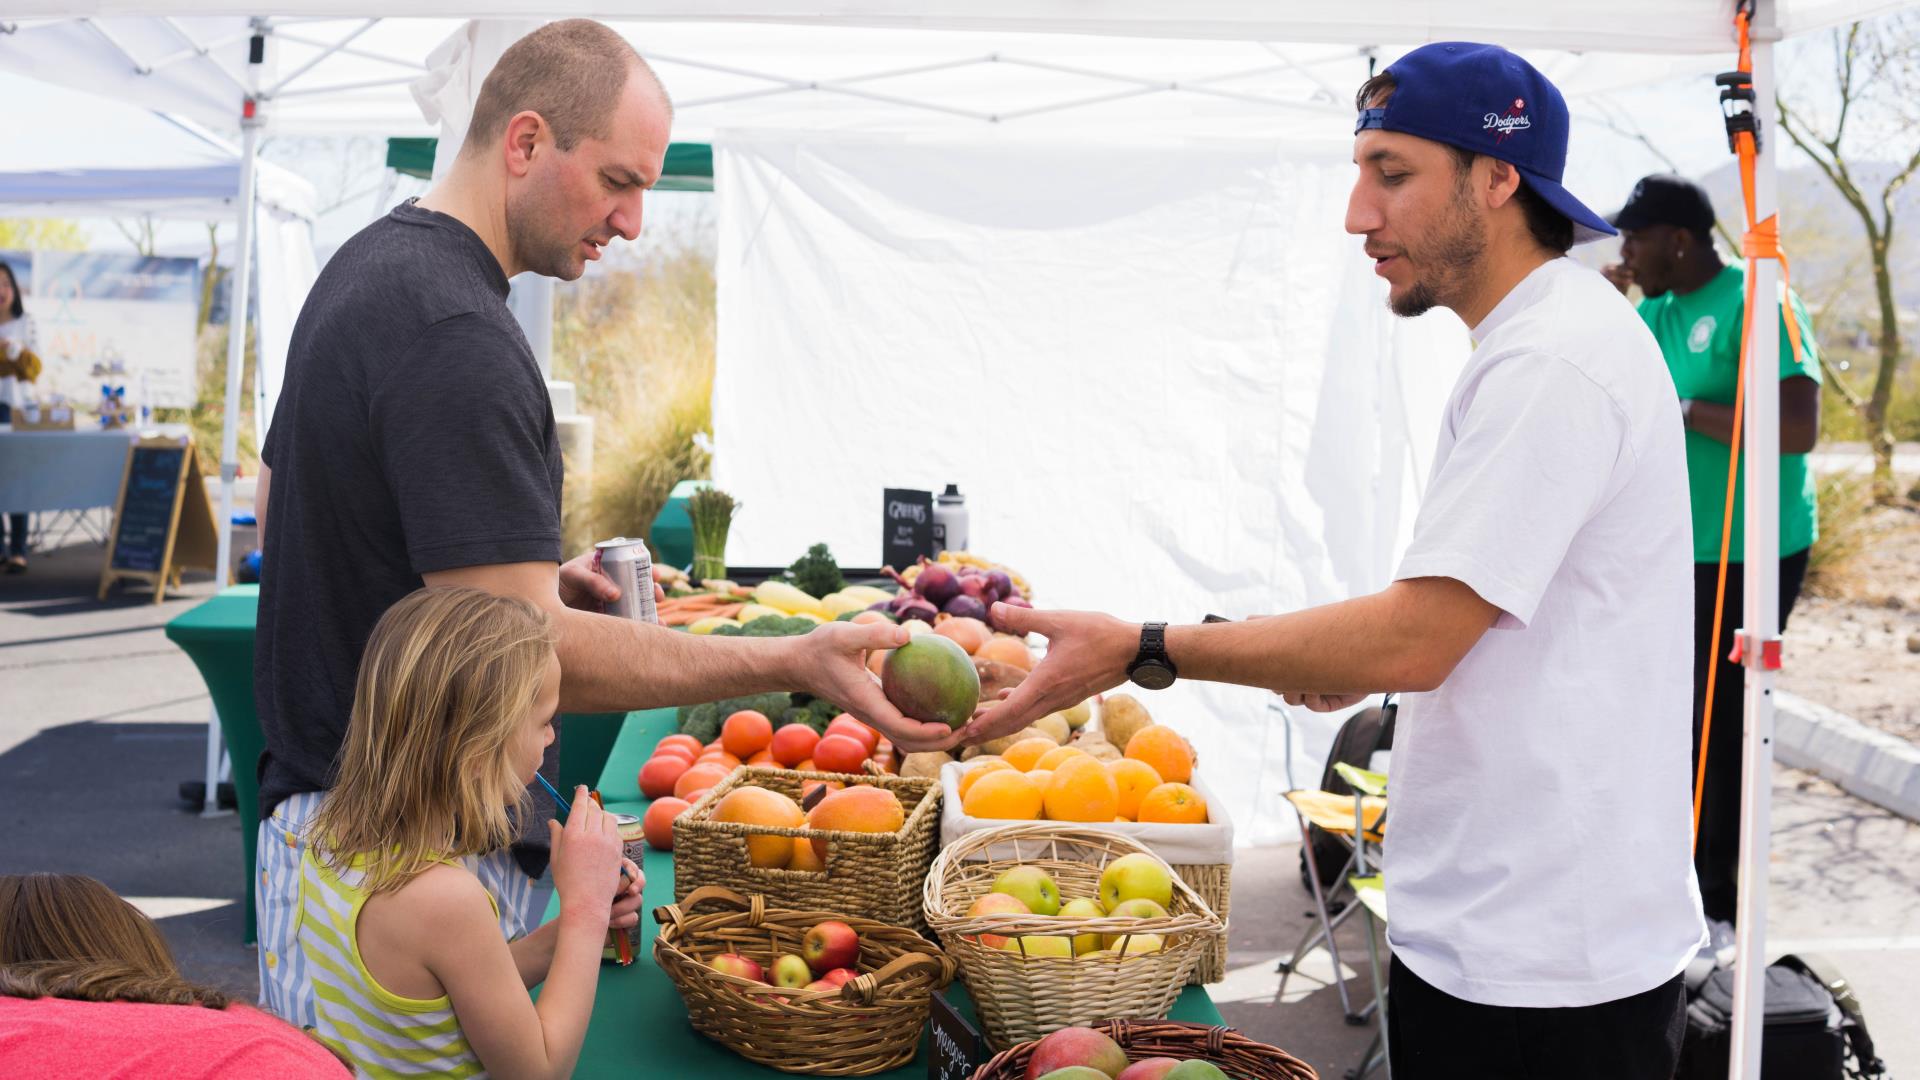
[{"left": 369, "top": 312, "right": 561, "bottom": 574}]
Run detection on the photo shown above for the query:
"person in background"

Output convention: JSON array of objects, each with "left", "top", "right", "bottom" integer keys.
[
  {"left": 0, "top": 260, "right": 39, "bottom": 573},
  {"left": 1603, "top": 173, "right": 1822, "bottom": 928},
  {"left": 303, "top": 586, "right": 640, "bottom": 1079},
  {"left": 968, "top": 44, "right": 1706, "bottom": 1077},
  {"left": 0, "top": 872, "right": 348, "bottom": 1078}
]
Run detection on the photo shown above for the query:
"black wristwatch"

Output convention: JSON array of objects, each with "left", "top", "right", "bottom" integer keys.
[{"left": 1126, "top": 622, "right": 1177, "bottom": 690}]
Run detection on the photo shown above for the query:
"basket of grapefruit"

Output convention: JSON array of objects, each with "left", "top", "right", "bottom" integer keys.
[
  {"left": 653, "top": 886, "right": 955, "bottom": 1075},
  {"left": 921, "top": 822, "right": 1223, "bottom": 1051}
]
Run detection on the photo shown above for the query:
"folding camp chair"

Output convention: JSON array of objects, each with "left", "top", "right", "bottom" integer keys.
[
  {"left": 1278, "top": 767, "right": 1388, "bottom": 1024},
  {"left": 1337, "top": 761, "right": 1390, "bottom": 1080}
]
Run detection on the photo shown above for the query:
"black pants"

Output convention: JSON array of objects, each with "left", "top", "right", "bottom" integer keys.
[
  {"left": 1692, "top": 552, "right": 1808, "bottom": 924},
  {"left": 0, "top": 402, "right": 24, "bottom": 556},
  {"left": 1388, "top": 956, "right": 1686, "bottom": 1078}
]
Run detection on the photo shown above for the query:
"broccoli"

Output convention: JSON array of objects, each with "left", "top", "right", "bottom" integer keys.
[
  {"left": 709, "top": 623, "right": 745, "bottom": 637},
  {"left": 785, "top": 543, "right": 845, "bottom": 599},
  {"left": 806, "top": 697, "right": 842, "bottom": 723},
  {"left": 678, "top": 702, "right": 723, "bottom": 744},
  {"left": 780, "top": 706, "right": 825, "bottom": 733},
  {"left": 679, "top": 692, "right": 794, "bottom": 743},
  {"left": 780, "top": 616, "right": 819, "bottom": 636},
  {"left": 742, "top": 614, "right": 793, "bottom": 637}
]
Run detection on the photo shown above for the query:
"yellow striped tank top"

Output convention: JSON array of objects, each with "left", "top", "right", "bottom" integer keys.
[{"left": 297, "top": 850, "right": 499, "bottom": 1079}]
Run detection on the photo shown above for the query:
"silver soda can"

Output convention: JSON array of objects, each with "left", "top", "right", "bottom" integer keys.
[{"left": 592, "top": 537, "right": 659, "bottom": 624}]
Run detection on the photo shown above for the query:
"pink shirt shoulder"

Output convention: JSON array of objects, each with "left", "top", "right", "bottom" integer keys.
[{"left": 0, "top": 995, "right": 348, "bottom": 1079}]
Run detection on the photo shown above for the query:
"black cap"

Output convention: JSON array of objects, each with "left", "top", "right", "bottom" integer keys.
[{"left": 1610, "top": 174, "right": 1716, "bottom": 234}]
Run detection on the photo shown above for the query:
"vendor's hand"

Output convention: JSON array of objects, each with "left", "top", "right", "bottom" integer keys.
[
  {"left": 558, "top": 550, "right": 666, "bottom": 613},
  {"left": 1600, "top": 262, "right": 1633, "bottom": 296},
  {"left": 608, "top": 857, "right": 644, "bottom": 930},
  {"left": 958, "top": 604, "right": 1136, "bottom": 745},
  {"left": 548, "top": 786, "right": 621, "bottom": 923},
  {"left": 789, "top": 621, "right": 962, "bottom": 753},
  {"left": 1282, "top": 692, "right": 1369, "bottom": 713}
]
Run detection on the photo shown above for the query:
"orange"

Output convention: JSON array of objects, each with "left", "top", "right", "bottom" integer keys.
[
  {"left": 974, "top": 635, "right": 1033, "bottom": 671},
  {"left": 1023, "top": 769, "right": 1053, "bottom": 792},
  {"left": 1034, "top": 745, "right": 1089, "bottom": 772},
  {"left": 721, "top": 710, "right": 774, "bottom": 759},
  {"left": 795, "top": 759, "right": 817, "bottom": 773},
  {"left": 957, "top": 759, "right": 1015, "bottom": 800},
  {"left": 1136, "top": 782, "right": 1208, "bottom": 824},
  {"left": 1003, "top": 737, "right": 1058, "bottom": 772},
  {"left": 770, "top": 724, "right": 820, "bottom": 768},
  {"left": 961, "top": 770, "right": 1043, "bottom": 820},
  {"left": 713, "top": 786, "right": 807, "bottom": 867},
  {"left": 1124, "top": 725, "right": 1194, "bottom": 784},
  {"left": 656, "top": 734, "right": 704, "bottom": 757},
  {"left": 812, "top": 734, "right": 869, "bottom": 774},
  {"left": 651, "top": 743, "right": 698, "bottom": 765},
  {"left": 807, "top": 785, "right": 906, "bottom": 859},
  {"left": 639, "top": 755, "right": 691, "bottom": 800},
  {"left": 788, "top": 836, "right": 825, "bottom": 872},
  {"left": 696, "top": 750, "right": 743, "bottom": 771},
  {"left": 1107, "top": 759, "right": 1163, "bottom": 821},
  {"left": 1043, "top": 756, "right": 1120, "bottom": 822},
  {"left": 746, "top": 749, "right": 776, "bottom": 767},
  {"left": 674, "top": 762, "right": 732, "bottom": 801},
  {"left": 933, "top": 616, "right": 991, "bottom": 655}
]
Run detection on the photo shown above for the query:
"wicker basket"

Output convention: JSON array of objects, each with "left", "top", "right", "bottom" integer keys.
[
  {"left": 673, "top": 766, "right": 941, "bottom": 932},
  {"left": 653, "top": 886, "right": 958, "bottom": 1076},
  {"left": 972, "top": 1019, "right": 1318, "bottom": 1079},
  {"left": 940, "top": 765, "right": 1235, "bottom": 984},
  {"left": 923, "top": 823, "right": 1225, "bottom": 1050}
]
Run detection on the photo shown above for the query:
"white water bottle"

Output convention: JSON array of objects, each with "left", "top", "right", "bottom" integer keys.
[{"left": 932, "top": 484, "right": 969, "bottom": 554}]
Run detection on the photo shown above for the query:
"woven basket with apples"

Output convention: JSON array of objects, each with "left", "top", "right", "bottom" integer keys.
[{"left": 922, "top": 823, "right": 1223, "bottom": 1051}]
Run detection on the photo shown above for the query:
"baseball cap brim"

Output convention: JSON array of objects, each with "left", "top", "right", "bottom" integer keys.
[{"left": 1518, "top": 168, "right": 1617, "bottom": 245}]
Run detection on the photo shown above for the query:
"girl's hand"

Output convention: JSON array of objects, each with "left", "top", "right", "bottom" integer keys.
[
  {"left": 609, "top": 857, "right": 644, "bottom": 930},
  {"left": 548, "top": 786, "right": 622, "bottom": 923}
]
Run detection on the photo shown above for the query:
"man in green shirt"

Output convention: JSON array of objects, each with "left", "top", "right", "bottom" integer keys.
[{"left": 1604, "top": 173, "right": 1821, "bottom": 926}]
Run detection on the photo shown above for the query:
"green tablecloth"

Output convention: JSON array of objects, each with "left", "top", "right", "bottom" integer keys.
[{"left": 556, "top": 710, "right": 1223, "bottom": 1077}]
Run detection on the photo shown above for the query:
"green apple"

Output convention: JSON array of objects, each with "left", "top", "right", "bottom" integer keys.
[
  {"left": 1109, "top": 933, "right": 1165, "bottom": 958},
  {"left": 1098, "top": 853, "right": 1173, "bottom": 912},
  {"left": 992, "top": 865, "right": 1061, "bottom": 916},
  {"left": 1099, "top": 898, "right": 1168, "bottom": 949},
  {"left": 1163, "top": 1062, "right": 1230, "bottom": 1080},
  {"left": 1056, "top": 898, "right": 1106, "bottom": 955},
  {"left": 1001, "top": 934, "right": 1075, "bottom": 958}
]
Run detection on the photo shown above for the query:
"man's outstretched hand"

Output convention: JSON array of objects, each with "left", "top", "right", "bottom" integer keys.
[
  {"left": 958, "top": 603, "right": 1138, "bottom": 746},
  {"left": 791, "top": 620, "right": 965, "bottom": 753}
]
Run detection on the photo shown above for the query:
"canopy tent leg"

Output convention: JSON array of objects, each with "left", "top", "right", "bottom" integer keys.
[{"left": 1730, "top": 3, "right": 1782, "bottom": 1077}]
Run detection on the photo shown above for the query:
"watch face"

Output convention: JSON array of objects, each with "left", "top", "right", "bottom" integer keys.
[{"left": 1130, "top": 663, "right": 1175, "bottom": 691}]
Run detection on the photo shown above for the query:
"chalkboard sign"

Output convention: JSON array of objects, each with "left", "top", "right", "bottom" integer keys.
[
  {"left": 99, "top": 435, "right": 218, "bottom": 603},
  {"left": 884, "top": 487, "right": 935, "bottom": 568},
  {"left": 926, "top": 990, "right": 987, "bottom": 1080}
]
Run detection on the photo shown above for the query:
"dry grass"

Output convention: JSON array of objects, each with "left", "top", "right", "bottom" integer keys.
[
  {"left": 1804, "top": 469, "right": 1877, "bottom": 596},
  {"left": 551, "top": 226, "right": 716, "bottom": 558}
]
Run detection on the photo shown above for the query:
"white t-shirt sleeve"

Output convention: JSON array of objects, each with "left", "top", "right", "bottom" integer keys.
[{"left": 1396, "top": 351, "right": 1632, "bottom": 629}]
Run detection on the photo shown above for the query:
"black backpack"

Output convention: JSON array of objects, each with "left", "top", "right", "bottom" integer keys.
[
  {"left": 1677, "top": 952, "right": 1887, "bottom": 1080},
  {"left": 1296, "top": 697, "right": 1396, "bottom": 897}
]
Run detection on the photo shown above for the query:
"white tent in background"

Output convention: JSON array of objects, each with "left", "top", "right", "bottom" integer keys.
[{"left": 1, "top": 5, "right": 1886, "bottom": 1073}]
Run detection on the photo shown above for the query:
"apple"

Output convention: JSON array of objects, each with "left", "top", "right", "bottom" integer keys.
[
  {"left": 801, "top": 920, "right": 860, "bottom": 974},
  {"left": 1098, "top": 853, "right": 1173, "bottom": 912},
  {"left": 820, "top": 967, "right": 859, "bottom": 988},
  {"left": 771, "top": 953, "right": 812, "bottom": 989},
  {"left": 1034, "top": 1069, "right": 1116, "bottom": 1080},
  {"left": 1109, "top": 933, "right": 1165, "bottom": 958},
  {"left": 1162, "top": 1063, "right": 1229, "bottom": 1080},
  {"left": 1056, "top": 898, "right": 1106, "bottom": 955},
  {"left": 1025, "top": 1025, "right": 1130, "bottom": 1079},
  {"left": 803, "top": 978, "right": 839, "bottom": 993},
  {"left": 1115, "top": 1060, "right": 1183, "bottom": 1080},
  {"left": 1001, "top": 934, "right": 1075, "bottom": 958},
  {"left": 709, "top": 953, "right": 766, "bottom": 983},
  {"left": 992, "top": 866, "right": 1061, "bottom": 917},
  {"left": 1099, "top": 898, "right": 1168, "bottom": 949},
  {"left": 965, "top": 891, "right": 1031, "bottom": 949}
]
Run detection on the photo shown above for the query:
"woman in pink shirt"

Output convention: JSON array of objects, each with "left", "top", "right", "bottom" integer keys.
[{"left": 0, "top": 873, "right": 347, "bottom": 1079}]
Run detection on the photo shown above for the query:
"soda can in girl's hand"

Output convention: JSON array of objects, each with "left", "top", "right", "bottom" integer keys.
[{"left": 592, "top": 537, "right": 658, "bottom": 624}]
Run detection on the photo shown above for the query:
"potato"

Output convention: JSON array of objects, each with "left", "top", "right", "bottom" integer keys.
[
  {"left": 1099, "top": 694, "right": 1153, "bottom": 754},
  {"left": 1032, "top": 712, "right": 1071, "bottom": 744},
  {"left": 900, "top": 751, "right": 956, "bottom": 780}
]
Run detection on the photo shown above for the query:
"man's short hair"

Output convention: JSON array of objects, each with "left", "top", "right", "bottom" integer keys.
[
  {"left": 462, "top": 19, "right": 663, "bottom": 156},
  {"left": 1354, "top": 71, "right": 1574, "bottom": 256}
]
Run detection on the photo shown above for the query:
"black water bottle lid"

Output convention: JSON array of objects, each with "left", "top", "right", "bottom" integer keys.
[{"left": 942, "top": 483, "right": 962, "bottom": 496}]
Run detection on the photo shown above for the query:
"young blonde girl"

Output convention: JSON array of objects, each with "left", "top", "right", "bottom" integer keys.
[{"left": 303, "top": 586, "right": 641, "bottom": 1079}]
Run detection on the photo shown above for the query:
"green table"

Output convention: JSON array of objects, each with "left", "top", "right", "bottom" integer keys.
[
  {"left": 165, "top": 584, "right": 265, "bottom": 943},
  {"left": 163, "top": 585, "right": 634, "bottom": 945},
  {"left": 556, "top": 710, "right": 1223, "bottom": 1077}
]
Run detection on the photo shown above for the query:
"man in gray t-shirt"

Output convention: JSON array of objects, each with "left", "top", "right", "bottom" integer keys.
[{"left": 252, "top": 19, "right": 958, "bottom": 1028}]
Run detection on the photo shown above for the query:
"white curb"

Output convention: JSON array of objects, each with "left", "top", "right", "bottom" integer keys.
[{"left": 1776, "top": 690, "right": 1920, "bottom": 823}]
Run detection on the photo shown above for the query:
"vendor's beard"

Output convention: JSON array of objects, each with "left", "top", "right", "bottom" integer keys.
[
  {"left": 1390, "top": 187, "right": 1486, "bottom": 319},
  {"left": 505, "top": 186, "right": 586, "bottom": 282}
]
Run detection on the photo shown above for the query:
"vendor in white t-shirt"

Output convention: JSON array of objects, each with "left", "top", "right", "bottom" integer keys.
[{"left": 962, "top": 43, "right": 1706, "bottom": 1078}]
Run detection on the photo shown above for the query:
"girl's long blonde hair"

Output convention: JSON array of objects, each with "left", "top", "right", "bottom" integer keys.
[{"left": 312, "top": 586, "right": 556, "bottom": 894}]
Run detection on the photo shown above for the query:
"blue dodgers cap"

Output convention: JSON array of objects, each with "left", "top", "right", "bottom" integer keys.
[{"left": 1356, "top": 42, "right": 1615, "bottom": 245}]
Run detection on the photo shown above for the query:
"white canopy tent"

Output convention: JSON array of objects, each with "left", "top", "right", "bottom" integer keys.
[{"left": 0, "top": 5, "right": 1893, "bottom": 1073}]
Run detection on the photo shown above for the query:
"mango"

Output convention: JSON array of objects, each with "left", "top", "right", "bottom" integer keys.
[{"left": 881, "top": 634, "right": 980, "bottom": 728}]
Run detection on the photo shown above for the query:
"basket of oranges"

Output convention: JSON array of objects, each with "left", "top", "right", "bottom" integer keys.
[{"left": 939, "top": 711, "right": 1234, "bottom": 984}]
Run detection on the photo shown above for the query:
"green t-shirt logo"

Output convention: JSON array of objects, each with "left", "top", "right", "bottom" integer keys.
[{"left": 1688, "top": 315, "right": 1716, "bottom": 353}]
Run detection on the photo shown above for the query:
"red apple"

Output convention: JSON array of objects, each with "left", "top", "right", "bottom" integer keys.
[
  {"left": 1024, "top": 1025, "right": 1129, "bottom": 1079},
  {"left": 771, "top": 953, "right": 812, "bottom": 989},
  {"left": 820, "top": 967, "right": 858, "bottom": 987},
  {"left": 802, "top": 978, "right": 839, "bottom": 993},
  {"left": 1116, "top": 1060, "right": 1183, "bottom": 1080},
  {"left": 709, "top": 953, "right": 766, "bottom": 984},
  {"left": 801, "top": 920, "right": 859, "bottom": 974}
]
